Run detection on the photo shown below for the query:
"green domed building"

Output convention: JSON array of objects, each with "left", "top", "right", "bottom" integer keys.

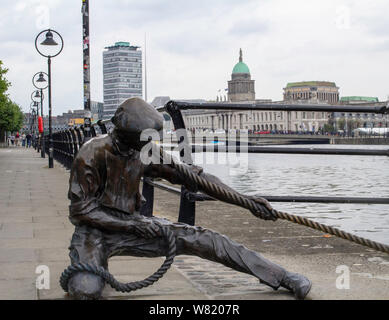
[{"left": 228, "top": 49, "right": 255, "bottom": 102}]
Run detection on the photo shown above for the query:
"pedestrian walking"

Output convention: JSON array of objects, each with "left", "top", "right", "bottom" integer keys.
[
  {"left": 10, "top": 135, "right": 15, "bottom": 146},
  {"left": 26, "top": 133, "right": 32, "bottom": 148},
  {"left": 21, "top": 133, "right": 26, "bottom": 147},
  {"left": 15, "top": 132, "right": 20, "bottom": 147}
]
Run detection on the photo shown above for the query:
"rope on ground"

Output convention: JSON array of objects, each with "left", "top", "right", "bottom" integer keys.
[
  {"left": 159, "top": 147, "right": 389, "bottom": 255},
  {"left": 59, "top": 225, "right": 176, "bottom": 293}
]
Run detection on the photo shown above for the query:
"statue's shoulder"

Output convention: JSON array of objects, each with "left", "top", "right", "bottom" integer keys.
[{"left": 75, "top": 134, "right": 114, "bottom": 161}]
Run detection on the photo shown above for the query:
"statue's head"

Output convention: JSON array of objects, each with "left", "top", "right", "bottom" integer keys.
[{"left": 111, "top": 97, "right": 164, "bottom": 151}]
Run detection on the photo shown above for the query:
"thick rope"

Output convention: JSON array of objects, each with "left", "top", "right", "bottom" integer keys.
[
  {"left": 159, "top": 147, "right": 389, "bottom": 255},
  {"left": 60, "top": 225, "right": 176, "bottom": 293}
]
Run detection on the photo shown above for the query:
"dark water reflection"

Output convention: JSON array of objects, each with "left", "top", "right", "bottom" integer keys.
[{"left": 190, "top": 145, "right": 389, "bottom": 245}]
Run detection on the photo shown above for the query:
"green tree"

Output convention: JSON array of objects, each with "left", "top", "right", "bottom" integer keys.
[
  {"left": 0, "top": 61, "right": 24, "bottom": 144},
  {"left": 337, "top": 118, "right": 346, "bottom": 131},
  {"left": 323, "top": 123, "right": 334, "bottom": 133},
  {"left": 0, "top": 61, "right": 10, "bottom": 96}
]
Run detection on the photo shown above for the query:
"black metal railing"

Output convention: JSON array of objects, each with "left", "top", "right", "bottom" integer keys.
[{"left": 41, "top": 100, "right": 389, "bottom": 226}]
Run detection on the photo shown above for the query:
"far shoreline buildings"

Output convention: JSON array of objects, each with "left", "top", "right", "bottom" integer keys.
[
  {"left": 181, "top": 50, "right": 333, "bottom": 133},
  {"left": 103, "top": 41, "right": 143, "bottom": 120},
  {"left": 165, "top": 49, "right": 387, "bottom": 133},
  {"left": 283, "top": 81, "right": 339, "bottom": 104}
]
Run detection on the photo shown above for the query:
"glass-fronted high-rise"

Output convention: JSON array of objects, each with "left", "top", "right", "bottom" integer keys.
[{"left": 103, "top": 42, "right": 142, "bottom": 120}]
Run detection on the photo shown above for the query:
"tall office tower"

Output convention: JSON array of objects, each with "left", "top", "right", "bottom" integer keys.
[{"left": 103, "top": 42, "right": 142, "bottom": 119}]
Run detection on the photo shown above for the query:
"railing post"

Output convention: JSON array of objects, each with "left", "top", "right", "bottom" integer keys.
[
  {"left": 74, "top": 127, "right": 83, "bottom": 149},
  {"left": 90, "top": 125, "right": 97, "bottom": 137},
  {"left": 69, "top": 128, "right": 79, "bottom": 159},
  {"left": 165, "top": 101, "right": 196, "bottom": 225},
  {"left": 97, "top": 120, "right": 108, "bottom": 134},
  {"left": 64, "top": 130, "right": 73, "bottom": 169},
  {"left": 79, "top": 125, "right": 86, "bottom": 144},
  {"left": 140, "top": 178, "right": 154, "bottom": 217},
  {"left": 60, "top": 131, "right": 66, "bottom": 166},
  {"left": 178, "top": 187, "right": 196, "bottom": 226}
]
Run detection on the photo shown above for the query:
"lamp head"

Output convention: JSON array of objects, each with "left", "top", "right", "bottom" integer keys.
[
  {"left": 40, "top": 30, "right": 58, "bottom": 46},
  {"left": 37, "top": 72, "right": 47, "bottom": 83}
]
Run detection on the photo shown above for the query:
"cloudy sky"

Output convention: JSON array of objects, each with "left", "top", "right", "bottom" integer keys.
[{"left": 1, "top": 0, "right": 388, "bottom": 115}]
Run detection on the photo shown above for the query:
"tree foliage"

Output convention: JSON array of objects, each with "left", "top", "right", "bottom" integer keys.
[
  {"left": 337, "top": 118, "right": 346, "bottom": 130},
  {"left": 0, "top": 100, "right": 24, "bottom": 133},
  {"left": 323, "top": 123, "right": 335, "bottom": 133},
  {"left": 0, "top": 60, "right": 23, "bottom": 138}
]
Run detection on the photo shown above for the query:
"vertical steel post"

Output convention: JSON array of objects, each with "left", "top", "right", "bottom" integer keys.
[
  {"left": 35, "top": 102, "right": 40, "bottom": 152},
  {"left": 82, "top": 0, "right": 92, "bottom": 141},
  {"left": 140, "top": 178, "right": 154, "bottom": 217},
  {"left": 48, "top": 57, "right": 53, "bottom": 168},
  {"left": 40, "top": 88, "right": 45, "bottom": 158},
  {"left": 165, "top": 101, "right": 197, "bottom": 225}
]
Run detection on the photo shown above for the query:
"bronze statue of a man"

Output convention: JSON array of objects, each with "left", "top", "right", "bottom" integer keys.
[{"left": 67, "top": 97, "right": 311, "bottom": 300}]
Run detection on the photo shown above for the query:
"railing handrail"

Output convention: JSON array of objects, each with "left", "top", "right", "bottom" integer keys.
[
  {"left": 157, "top": 100, "right": 389, "bottom": 114},
  {"left": 146, "top": 178, "right": 389, "bottom": 205}
]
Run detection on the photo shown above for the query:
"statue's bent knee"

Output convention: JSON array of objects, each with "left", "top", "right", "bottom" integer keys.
[{"left": 67, "top": 271, "right": 105, "bottom": 300}]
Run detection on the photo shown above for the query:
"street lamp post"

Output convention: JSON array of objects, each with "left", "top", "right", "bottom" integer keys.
[
  {"left": 82, "top": 0, "right": 92, "bottom": 140},
  {"left": 35, "top": 29, "right": 64, "bottom": 168},
  {"left": 33, "top": 72, "right": 48, "bottom": 158}
]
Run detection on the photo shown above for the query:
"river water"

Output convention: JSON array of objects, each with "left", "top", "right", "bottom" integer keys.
[{"left": 186, "top": 144, "right": 389, "bottom": 246}]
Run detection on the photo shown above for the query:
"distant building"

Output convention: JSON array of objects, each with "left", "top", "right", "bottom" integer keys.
[
  {"left": 103, "top": 41, "right": 142, "bottom": 120},
  {"left": 279, "top": 81, "right": 340, "bottom": 132},
  {"left": 340, "top": 96, "right": 379, "bottom": 104},
  {"left": 91, "top": 101, "right": 104, "bottom": 121},
  {"left": 228, "top": 49, "right": 255, "bottom": 102},
  {"left": 283, "top": 81, "right": 339, "bottom": 104},
  {"left": 182, "top": 50, "right": 276, "bottom": 132},
  {"left": 43, "top": 110, "right": 85, "bottom": 130},
  {"left": 337, "top": 96, "right": 387, "bottom": 131}
]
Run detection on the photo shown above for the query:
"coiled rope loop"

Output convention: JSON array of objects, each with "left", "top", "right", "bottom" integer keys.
[{"left": 60, "top": 225, "right": 176, "bottom": 293}]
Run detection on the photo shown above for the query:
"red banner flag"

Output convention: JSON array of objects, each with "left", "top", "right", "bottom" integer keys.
[{"left": 38, "top": 116, "right": 44, "bottom": 133}]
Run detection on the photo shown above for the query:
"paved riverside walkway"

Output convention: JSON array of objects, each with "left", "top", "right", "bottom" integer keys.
[{"left": 0, "top": 147, "right": 388, "bottom": 300}]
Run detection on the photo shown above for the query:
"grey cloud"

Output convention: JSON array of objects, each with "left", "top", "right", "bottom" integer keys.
[{"left": 229, "top": 19, "right": 269, "bottom": 36}]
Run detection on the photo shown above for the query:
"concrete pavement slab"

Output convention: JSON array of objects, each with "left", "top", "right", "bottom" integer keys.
[{"left": 0, "top": 248, "right": 37, "bottom": 263}]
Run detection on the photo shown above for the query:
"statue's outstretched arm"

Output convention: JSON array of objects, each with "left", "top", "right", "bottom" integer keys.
[
  {"left": 145, "top": 162, "right": 237, "bottom": 194},
  {"left": 71, "top": 209, "right": 161, "bottom": 238}
]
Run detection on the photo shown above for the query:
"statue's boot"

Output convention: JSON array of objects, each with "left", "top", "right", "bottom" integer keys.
[{"left": 280, "top": 271, "right": 312, "bottom": 300}]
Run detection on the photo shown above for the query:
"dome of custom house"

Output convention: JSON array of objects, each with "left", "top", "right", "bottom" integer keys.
[{"left": 232, "top": 48, "right": 250, "bottom": 74}]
